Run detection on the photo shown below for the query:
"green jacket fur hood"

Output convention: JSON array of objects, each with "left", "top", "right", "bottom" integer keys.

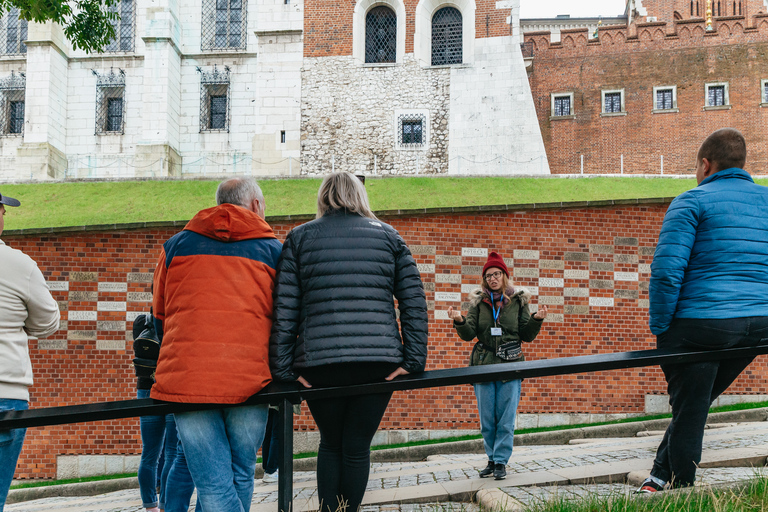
[{"left": 453, "top": 286, "right": 543, "bottom": 366}]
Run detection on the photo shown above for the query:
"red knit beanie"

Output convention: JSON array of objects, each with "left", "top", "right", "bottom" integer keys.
[{"left": 482, "top": 251, "right": 509, "bottom": 278}]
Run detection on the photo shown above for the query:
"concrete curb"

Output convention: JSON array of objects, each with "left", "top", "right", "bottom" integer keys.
[
  {"left": 7, "top": 477, "right": 138, "bottom": 505},
  {"left": 10, "top": 408, "right": 768, "bottom": 504},
  {"left": 475, "top": 488, "right": 526, "bottom": 511}
]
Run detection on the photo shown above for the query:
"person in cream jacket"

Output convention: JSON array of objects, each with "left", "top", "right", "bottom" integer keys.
[{"left": 0, "top": 191, "right": 60, "bottom": 510}]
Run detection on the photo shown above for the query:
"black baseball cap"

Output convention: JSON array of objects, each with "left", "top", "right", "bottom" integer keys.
[{"left": 0, "top": 192, "right": 20, "bottom": 207}]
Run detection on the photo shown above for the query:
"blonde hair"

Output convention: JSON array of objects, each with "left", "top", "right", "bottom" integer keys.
[{"left": 316, "top": 172, "right": 377, "bottom": 220}]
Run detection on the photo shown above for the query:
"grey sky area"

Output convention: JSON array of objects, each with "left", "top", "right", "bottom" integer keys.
[{"left": 520, "top": 0, "right": 626, "bottom": 19}]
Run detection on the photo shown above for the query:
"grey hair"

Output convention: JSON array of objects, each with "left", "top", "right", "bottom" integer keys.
[
  {"left": 316, "top": 172, "right": 377, "bottom": 220},
  {"left": 216, "top": 177, "right": 264, "bottom": 208}
]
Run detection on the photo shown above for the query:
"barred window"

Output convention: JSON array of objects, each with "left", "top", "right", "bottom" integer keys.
[
  {"left": 604, "top": 92, "right": 622, "bottom": 113},
  {"left": 105, "top": 0, "right": 135, "bottom": 52},
  {"left": 365, "top": 6, "right": 396, "bottom": 64},
  {"left": 95, "top": 69, "right": 126, "bottom": 135},
  {"left": 199, "top": 66, "right": 230, "bottom": 132},
  {"left": 0, "top": 8, "right": 27, "bottom": 55},
  {"left": 656, "top": 89, "right": 673, "bottom": 110},
  {"left": 201, "top": 0, "right": 246, "bottom": 51},
  {"left": 397, "top": 113, "right": 426, "bottom": 148},
  {"left": 553, "top": 96, "right": 571, "bottom": 116},
  {"left": 764, "top": 81, "right": 768, "bottom": 103},
  {"left": 0, "top": 72, "right": 25, "bottom": 136},
  {"left": 431, "top": 7, "right": 462, "bottom": 66},
  {"left": 708, "top": 85, "right": 725, "bottom": 106}
]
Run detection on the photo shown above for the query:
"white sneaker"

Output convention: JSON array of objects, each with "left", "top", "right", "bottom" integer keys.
[{"left": 262, "top": 471, "right": 278, "bottom": 483}]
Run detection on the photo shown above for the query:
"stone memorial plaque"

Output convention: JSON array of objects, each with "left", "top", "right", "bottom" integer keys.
[
  {"left": 461, "top": 265, "right": 483, "bottom": 275},
  {"left": 46, "top": 281, "right": 69, "bottom": 291},
  {"left": 96, "top": 340, "right": 126, "bottom": 350},
  {"left": 38, "top": 340, "right": 67, "bottom": 350},
  {"left": 434, "top": 292, "right": 461, "bottom": 302},
  {"left": 564, "top": 270, "right": 589, "bottom": 279},
  {"left": 68, "top": 311, "right": 97, "bottom": 321},
  {"left": 589, "top": 279, "right": 613, "bottom": 289},
  {"left": 539, "top": 278, "right": 564, "bottom": 288},
  {"left": 513, "top": 250, "right": 539, "bottom": 260},
  {"left": 127, "top": 273, "right": 154, "bottom": 283},
  {"left": 70, "top": 272, "right": 98, "bottom": 282},
  {"left": 98, "top": 301, "right": 127, "bottom": 312},
  {"left": 539, "top": 260, "right": 564, "bottom": 270},
  {"left": 589, "top": 297, "right": 614, "bottom": 307},
  {"left": 435, "top": 273, "right": 462, "bottom": 284},
  {"left": 417, "top": 264, "right": 435, "bottom": 274},
  {"left": 69, "top": 291, "right": 98, "bottom": 302},
  {"left": 564, "top": 287, "right": 589, "bottom": 298},
  {"left": 98, "top": 321, "right": 126, "bottom": 331},
  {"left": 68, "top": 330, "right": 97, "bottom": 341},
  {"left": 614, "top": 237, "right": 639, "bottom": 246},
  {"left": 564, "top": 252, "right": 589, "bottom": 262},
  {"left": 590, "top": 245, "right": 614, "bottom": 254},
  {"left": 98, "top": 282, "right": 128, "bottom": 293},
  {"left": 614, "top": 254, "right": 639, "bottom": 264},
  {"left": 539, "top": 296, "right": 564, "bottom": 305},
  {"left": 461, "top": 248, "right": 488, "bottom": 257},
  {"left": 614, "top": 272, "right": 639, "bottom": 282},
  {"left": 410, "top": 245, "right": 436, "bottom": 255},
  {"left": 435, "top": 255, "right": 462, "bottom": 265},
  {"left": 564, "top": 305, "right": 589, "bottom": 315},
  {"left": 514, "top": 268, "right": 539, "bottom": 278},
  {"left": 128, "top": 292, "right": 153, "bottom": 302}
]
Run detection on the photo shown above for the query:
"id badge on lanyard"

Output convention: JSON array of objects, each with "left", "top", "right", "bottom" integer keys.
[{"left": 490, "top": 292, "right": 502, "bottom": 337}]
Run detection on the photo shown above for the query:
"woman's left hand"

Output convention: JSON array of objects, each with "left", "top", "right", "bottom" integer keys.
[
  {"left": 533, "top": 305, "right": 548, "bottom": 320},
  {"left": 385, "top": 367, "right": 410, "bottom": 381}
]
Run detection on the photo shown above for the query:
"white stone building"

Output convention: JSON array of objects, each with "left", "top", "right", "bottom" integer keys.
[
  {"left": 0, "top": 0, "right": 549, "bottom": 180},
  {"left": 0, "top": 0, "right": 302, "bottom": 181}
]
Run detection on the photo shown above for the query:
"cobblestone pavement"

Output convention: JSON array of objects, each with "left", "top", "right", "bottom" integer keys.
[{"left": 7, "top": 422, "right": 768, "bottom": 512}]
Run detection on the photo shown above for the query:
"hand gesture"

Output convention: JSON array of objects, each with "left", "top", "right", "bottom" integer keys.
[
  {"left": 533, "top": 305, "right": 548, "bottom": 320},
  {"left": 447, "top": 306, "right": 464, "bottom": 323}
]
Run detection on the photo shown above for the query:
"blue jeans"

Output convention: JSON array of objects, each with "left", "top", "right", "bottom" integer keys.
[
  {"left": 0, "top": 399, "right": 28, "bottom": 511},
  {"left": 137, "top": 389, "right": 166, "bottom": 508},
  {"left": 175, "top": 405, "right": 268, "bottom": 512},
  {"left": 261, "top": 408, "right": 279, "bottom": 475},
  {"left": 474, "top": 379, "right": 522, "bottom": 465},
  {"left": 163, "top": 415, "right": 201, "bottom": 512}
]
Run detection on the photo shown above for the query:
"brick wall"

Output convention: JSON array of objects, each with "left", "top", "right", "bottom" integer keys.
[
  {"left": 7, "top": 200, "right": 768, "bottom": 478},
  {"left": 525, "top": 17, "right": 768, "bottom": 174}
]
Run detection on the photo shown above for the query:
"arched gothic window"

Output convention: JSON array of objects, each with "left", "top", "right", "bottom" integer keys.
[
  {"left": 365, "top": 6, "right": 396, "bottom": 63},
  {"left": 431, "top": 6, "right": 462, "bottom": 66}
]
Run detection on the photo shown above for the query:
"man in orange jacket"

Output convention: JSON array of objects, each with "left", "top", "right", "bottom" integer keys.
[{"left": 152, "top": 177, "right": 282, "bottom": 512}]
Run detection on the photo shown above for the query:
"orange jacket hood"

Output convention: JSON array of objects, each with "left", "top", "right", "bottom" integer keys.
[{"left": 184, "top": 203, "right": 276, "bottom": 242}]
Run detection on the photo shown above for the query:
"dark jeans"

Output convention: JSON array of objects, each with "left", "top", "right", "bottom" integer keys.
[
  {"left": 651, "top": 316, "right": 768, "bottom": 487},
  {"left": 261, "top": 408, "right": 279, "bottom": 475}
]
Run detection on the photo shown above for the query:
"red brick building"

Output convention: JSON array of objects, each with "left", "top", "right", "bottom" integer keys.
[
  {"left": 524, "top": 0, "right": 768, "bottom": 174},
  {"left": 6, "top": 200, "right": 768, "bottom": 479}
]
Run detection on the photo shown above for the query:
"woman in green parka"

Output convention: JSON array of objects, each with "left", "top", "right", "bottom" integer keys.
[{"left": 448, "top": 251, "right": 547, "bottom": 480}]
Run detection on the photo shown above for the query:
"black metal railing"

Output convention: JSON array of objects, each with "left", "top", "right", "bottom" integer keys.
[{"left": 2, "top": 344, "right": 768, "bottom": 511}]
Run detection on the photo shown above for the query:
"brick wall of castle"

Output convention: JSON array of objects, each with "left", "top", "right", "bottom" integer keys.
[
  {"left": 525, "top": 16, "right": 768, "bottom": 174},
  {"left": 7, "top": 200, "right": 768, "bottom": 478}
]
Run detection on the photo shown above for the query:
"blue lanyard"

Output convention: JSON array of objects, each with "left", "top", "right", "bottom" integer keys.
[{"left": 490, "top": 292, "right": 501, "bottom": 326}]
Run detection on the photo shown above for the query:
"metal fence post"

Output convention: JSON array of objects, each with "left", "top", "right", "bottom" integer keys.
[{"left": 277, "top": 398, "right": 294, "bottom": 512}]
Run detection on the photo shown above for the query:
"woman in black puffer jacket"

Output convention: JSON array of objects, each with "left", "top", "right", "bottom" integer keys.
[{"left": 270, "top": 172, "right": 428, "bottom": 512}]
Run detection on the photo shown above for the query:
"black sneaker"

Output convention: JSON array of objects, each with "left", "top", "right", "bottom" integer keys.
[
  {"left": 636, "top": 477, "right": 665, "bottom": 493},
  {"left": 493, "top": 463, "right": 506, "bottom": 480},
  {"left": 478, "top": 460, "right": 494, "bottom": 478}
]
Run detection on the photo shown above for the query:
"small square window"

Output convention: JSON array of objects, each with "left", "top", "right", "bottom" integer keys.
[
  {"left": 761, "top": 79, "right": 768, "bottom": 105},
  {"left": 550, "top": 92, "right": 574, "bottom": 119},
  {"left": 395, "top": 110, "right": 429, "bottom": 150},
  {"left": 402, "top": 120, "right": 422, "bottom": 144},
  {"left": 704, "top": 82, "right": 729, "bottom": 109},
  {"left": 601, "top": 89, "right": 625, "bottom": 116},
  {"left": 652, "top": 86, "right": 677, "bottom": 113}
]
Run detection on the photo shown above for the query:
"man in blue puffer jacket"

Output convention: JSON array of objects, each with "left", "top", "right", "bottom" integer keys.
[{"left": 638, "top": 128, "right": 768, "bottom": 493}]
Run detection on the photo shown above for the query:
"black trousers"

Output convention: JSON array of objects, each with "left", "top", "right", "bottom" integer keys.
[
  {"left": 301, "top": 363, "right": 397, "bottom": 512},
  {"left": 650, "top": 316, "right": 768, "bottom": 487}
]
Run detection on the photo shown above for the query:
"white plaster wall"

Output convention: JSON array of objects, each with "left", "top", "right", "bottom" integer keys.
[{"left": 448, "top": 36, "right": 549, "bottom": 175}]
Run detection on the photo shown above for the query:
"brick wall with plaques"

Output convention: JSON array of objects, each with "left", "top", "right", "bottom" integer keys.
[{"left": 6, "top": 200, "right": 768, "bottom": 478}]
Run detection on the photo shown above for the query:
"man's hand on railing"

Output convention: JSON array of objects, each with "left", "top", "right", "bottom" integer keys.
[
  {"left": 385, "top": 367, "right": 410, "bottom": 381},
  {"left": 297, "top": 376, "right": 312, "bottom": 388}
]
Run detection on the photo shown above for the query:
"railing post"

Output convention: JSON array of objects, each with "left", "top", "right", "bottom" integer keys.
[{"left": 277, "top": 398, "right": 294, "bottom": 512}]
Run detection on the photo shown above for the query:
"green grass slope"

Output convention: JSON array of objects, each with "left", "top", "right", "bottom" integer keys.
[{"left": 0, "top": 176, "right": 757, "bottom": 231}]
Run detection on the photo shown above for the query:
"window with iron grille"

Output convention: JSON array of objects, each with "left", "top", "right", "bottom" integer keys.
[
  {"left": 553, "top": 95, "right": 571, "bottom": 116},
  {"left": 0, "top": 72, "right": 24, "bottom": 136},
  {"left": 763, "top": 81, "right": 768, "bottom": 104},
  {"left": 708, "top": 85, "right": 725, "bottom": 106},
  {"left": 201, "top": 0, "right": 246, "bottom": 51},
  {"left": 0, "top": 8, "right": 27, "bottom": 55},
  {"left": 604, "top": 92, "right": 622, "bottom": 113},
  {"left": 95, "top": 69, "right": 126, "bottom": 135},
  {"left": 105, "top": 0, "right": 135, "bottom": 52},
  {"left": 365, "top": 6, "right": 396, "bottom": 64},
  {"left": 199, "top": 66, "right": 230, "bottom": 132},
  {"left": 656, "top": 89, "right": 673, "bottom": 110},
  {"left": 397, "top": 113, "right": 426, "bottom": 148},
  {"left": 431, "top": 6, "right": 462, "bottom": 66}
]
